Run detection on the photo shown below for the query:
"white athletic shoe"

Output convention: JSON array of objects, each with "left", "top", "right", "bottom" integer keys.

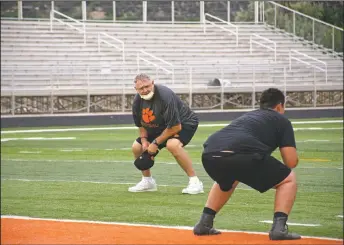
[
  {"left": 182, "top": 180, "right": 204, "bottom": 194},
  {"left": 128, "top": 177, "right": 157, "bottom": 192}
]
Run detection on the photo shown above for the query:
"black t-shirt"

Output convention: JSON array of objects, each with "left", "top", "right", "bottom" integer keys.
[
  {"left": 203, "top": 109, "right": 296, "bottom": 155},
  {"left": 132, "top": 84, "right": 198, "bottom": 136}
]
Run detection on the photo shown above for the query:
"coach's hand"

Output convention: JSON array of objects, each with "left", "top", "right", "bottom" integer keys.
[
  {"left": 147, "top": 143, "right": 158, "bottom": 155},
  {"left": 141, "top": 139, "right": 150, "bottom": 151}
]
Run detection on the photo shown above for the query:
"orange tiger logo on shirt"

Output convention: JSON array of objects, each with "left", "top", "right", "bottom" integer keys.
[{"left": 142, "top": 108, "right": 156, "bottom": 123}]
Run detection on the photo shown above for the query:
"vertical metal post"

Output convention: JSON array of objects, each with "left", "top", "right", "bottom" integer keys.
[
  {"left": 252, "top": 64, "right": 256, "bottom": 109},
  {"left": 312, "top": 19, "right": 315, "bottom": 43},
  {"left": 98, "top": 33, "right": 100, "bottom": 52},
  {"left": 284, "top": 66, "right": 287, "bottom": 109},
  {"left": 143, "top": 1, "right": 147, "bottom": 22},
  {"left": 171, "top": 1, "right": 174, "bottom": 24},
  {"left": 274, "top": 4, "right": 276, "bottom": 28},
  {"left": 227, "top": 1, "right": 230, "bottom": 22},
  {"left": 332, "top": 26, "right": 335, "bottom": 54},
  {"left": 18, "top": 1, "right": 23, "bottom": 20},
  {"left": 200, "top": 1, "right": 204, "bottom": 24},
  {"left": 122, "top": 87, "right": 125, "bottom": 112},
  {"left": 221, "top": 84, "right": 224, "bottom": 110},
  {"left": 82, "top": 1, "right": 86, "bottom": 21},
  {"left": 313, "top": 68, "right": 317, "bottom": 107},
  {"left": 11, "top": 67, "right": 15, "bottom": 115},
  {"left": 87, "top": 66, "right": 90, "bottom": 113},
  {"left": 249, "top": 35, "right": 252, "bottom": 54},
  {"left": 113, "top": 1, "right": 116, "bottom": 22},
  {"left": 50, "top": 11, "right": 53, "bottom": 32},
  {"left": 293, "top": 12, "right": 295, "bottom": 36},
  {"left": 289, "top": 51, "right": 292, "bottom": 71},
  {"left": 189, "top": 67, "right": 192, "bottom": 108}
]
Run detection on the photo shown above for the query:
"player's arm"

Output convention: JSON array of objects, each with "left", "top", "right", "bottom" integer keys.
[
  {"left": 278, "top": 120, "right": 299, "bottom": 168},
  {"left": 280, "top": 147, "right": 299, "bottom": 169}
]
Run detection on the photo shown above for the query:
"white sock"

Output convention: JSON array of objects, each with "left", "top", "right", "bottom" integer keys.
[
  {"left": 189, "top": 176, "right": 199, "bottom": 184},
  {"left": 143, "top": 176, "right": 153, "bottom": 181}
]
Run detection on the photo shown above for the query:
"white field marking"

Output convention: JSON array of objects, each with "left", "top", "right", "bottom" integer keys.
[
  {"left": 19, "top": 151, "right": 41, "bottom": 154},
  {"left": 297, "top": 139, "right": 330, "bottom": 142},
  {"left": 337, "top": 215, "right": 343, "bottom": 218},
  {"left": 0, "top": 178, "right": 253, "bottom": 191},
  {"left": 1, "top": 120, "right": 342, "bottom": 134},
  {"left": 260, "top": 220, "right": 321, "bottom": 227},
  {"left": 1, "top": 158, "right": 342, "bottom": 169},
  {"left": 1, "top": 215, "right": 342, "bottom": 241},
  {"left": 59, "top": 149, "right": 84, "bottom": 152},
  {"left": 294, "top": 127, "right": 342, "bottom": 131},
  {"left": 1, "top": 137, "right": 76, "bottom": 142},
  {"left": 104, "top": 149, "right": 113, "bottom": 151}
]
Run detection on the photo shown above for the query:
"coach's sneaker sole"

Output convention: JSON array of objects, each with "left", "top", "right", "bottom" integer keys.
[
  {"left": 128, "top": 178, "right": 157, "bottom": 192},
  {"left": 182, "top": 181, "right": 204, "bottom": 194}
]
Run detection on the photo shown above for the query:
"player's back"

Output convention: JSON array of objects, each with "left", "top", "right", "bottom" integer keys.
[{"left": 203, "top": 109, "right": 292, "bottom": 155}]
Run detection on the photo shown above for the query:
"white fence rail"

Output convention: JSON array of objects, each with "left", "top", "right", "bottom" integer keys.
[
  {"left": 249, "top": 34, "right": 277, "bottom": 62},
  {"left": 50, "top": 10, "right": 86, "bottom": 45},
  {"left": 203, "top": 13, "right": 239, "bottom": 47},
  {"left": 137, "top": 50, "right": 175, "bottom": 83},
  {"left": 98, "top": 32, "right": 125, "bottom": 62},
  {"left": 289, "top": 49, "right": 327, "bottom": 83}
]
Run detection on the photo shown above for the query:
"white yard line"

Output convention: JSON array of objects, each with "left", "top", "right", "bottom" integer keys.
[
  {"left": 1, "top": 120, "right": 343, "bottom": 134},
  {"left": 0, "top": 178, "right": 254, "bottom": 191},
  {"left": 1, "top": 137, "right": 76, "bottom": 142},
  {"left": 260, "top": 220, "right": 321, "bottom": 227},
  {"left": 1, "top": 215, "right": 342, "bottom": 241},
  {"left": 1, "top": 158, "right": 342, "bottom": 169}
]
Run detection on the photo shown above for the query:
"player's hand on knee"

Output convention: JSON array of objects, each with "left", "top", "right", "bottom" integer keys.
[{"left": 142, "top": 141, "right": 150, "bottom": 151}]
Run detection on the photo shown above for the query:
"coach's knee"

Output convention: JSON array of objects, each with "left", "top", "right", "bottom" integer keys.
[
  {"left": 132, "top": 140, "right": 143, "bottom": 158},
  {"left": 166, "top": 138, "right": 183, "bottom": 156}
]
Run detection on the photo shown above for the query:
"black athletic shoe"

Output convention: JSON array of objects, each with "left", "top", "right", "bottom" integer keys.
[
  {"left": 193, "top": 213, "right": 221, "bottom": 236},
  {"left": 269, "top": 217, "right": 301, "bottom": 240}
]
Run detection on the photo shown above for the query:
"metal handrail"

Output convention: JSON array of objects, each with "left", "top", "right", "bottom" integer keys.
[
  {"left": 267, "top": 1, "right": 343, "bottom": 55},
  {"left": 137, "top": 50, "right": 174, "bottom": 83},
  {"left": 204, "top": 13, "right": 239, "bottom": 47},
  {"left": 250, "top": 34, "right": 277, "bottom": 62},
  {"left": 269, "top": 1, "right": 343, "bottom": 31},
  {"left": 98, "top": 32, "right": 125, "bottom": 62},
  {"left": 50, "top": 10, "right": 86, "bottom": 44},
  {"left": 289, "top": 49, "right": 327, "bottom": 83}
]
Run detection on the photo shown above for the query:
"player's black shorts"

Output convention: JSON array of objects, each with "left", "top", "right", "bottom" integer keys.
[
  {"left": 202, "top": 151, "right": 291, "bottom": 193},
  {"left": 136, "top": 123, "right": 198, "bottom": 149}
]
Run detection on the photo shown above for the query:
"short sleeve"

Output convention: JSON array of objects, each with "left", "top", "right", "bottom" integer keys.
[
  {"left": 279, "top": 120, "right": 296, "bottom": 148},
  {"left": 163, "top": 94, "right": 181, "bottom": 128},
  {"left": 132, "top": 95, "right": 142, "bottom": 127}
]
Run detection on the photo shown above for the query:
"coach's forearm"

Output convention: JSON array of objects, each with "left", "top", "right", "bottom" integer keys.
[
  {"left": 155, "top": 124, "right": 182, "bottom": 145},
  {"left": 139, "top": 127, "right": 148, "bottom": 139}
]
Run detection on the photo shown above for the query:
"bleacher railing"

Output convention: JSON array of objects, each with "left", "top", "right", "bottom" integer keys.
[
  {"left": 50, "top": 10, "right": 86, "bottom": 45},
  {"left": 98, "top": 32, "right": 125, "bottom": 62},
  {"left": 289, "top": 49, "right": 327, "bottom": 83},
  {"left": 249, "top": 34, "right": 277, "bottom": 62},
  {"left": 203, "top": 13, "right": 239, "bottom": 47},
  {"left": 137, "top": 50, "right": 175, "bottom": 83},
  {"left": 264, "top": 1, "right": 343, "bottom": 57}
]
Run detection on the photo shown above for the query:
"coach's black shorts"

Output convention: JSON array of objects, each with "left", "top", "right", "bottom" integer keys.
[
  {"left": 202, "top": 151, "right": 291, "bottom": 193},
  {"left": 136, "top": 123, "right": 198, "bottom": 149}
]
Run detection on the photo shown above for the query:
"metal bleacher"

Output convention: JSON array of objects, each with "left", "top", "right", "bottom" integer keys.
[{"left": 1, "top": 13, "right": 343, "bottom": 96}]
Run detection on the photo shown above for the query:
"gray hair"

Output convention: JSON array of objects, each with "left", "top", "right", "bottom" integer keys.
[{"left": 134, "top": 73, "right": 152, "bottom": 83}]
